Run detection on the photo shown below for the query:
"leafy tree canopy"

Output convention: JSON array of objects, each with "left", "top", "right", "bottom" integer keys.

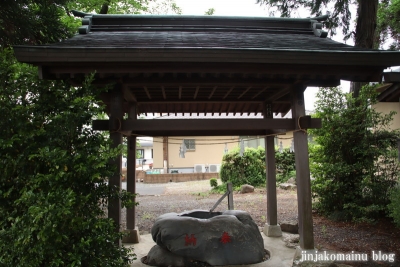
[
  {"left": 204, "top": 8, "right": 216, "bottom": 15},
  {"left": 0, "top": 48, "right": 136, "bottom": 266},
  {"left": 145, "top": 0, "right": 182, "bottom": 14},
  {"left": 377, "top": 0, "right": 400, "bottom": 50},
  {"left": 1, "top": 0, "right": 74, "bottom": 47},
  {"left": 257, "top": 0, "right": 353, "bottom": 39},
  {"left": 66, "top": 0, "right": 148, "bottom": 15},
  {"left": 257, "top": 0, "right": 381, "bottom": 50}
]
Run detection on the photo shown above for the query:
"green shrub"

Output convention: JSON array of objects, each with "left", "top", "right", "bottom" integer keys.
[
  {"left": 220, "top": 147, "right": 266, "bottom": 187},
  {"left": 275, "top": 148, "right": 295, "bottom": 183},
  {"left": 0, "top": 50, "right": 135, "bottom": 266},
  {"left": 389, "top": 186, "right": 400, "bottom": 227},
  {"left": 309, "top": 85, "right": 400, "bottom": 222},
  {"left": 210, "top": 178, "right": 218, "bottom": 188}
]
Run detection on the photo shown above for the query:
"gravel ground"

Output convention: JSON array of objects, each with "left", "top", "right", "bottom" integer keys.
[
  {"left": 121, "top": 180, "right": 400, "bottom": 266},
  {"left": 122, "top": 179, "right": 298, "bottom": 234}
]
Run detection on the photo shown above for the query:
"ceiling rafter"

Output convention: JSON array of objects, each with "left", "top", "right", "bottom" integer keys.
[
  {"left": 266, "top": 87, "right": 290, "bottom": 102},
  {"left": 143, "top": 86, "right": 151, "bottom": 99},
  {"left": 208, "top": 86, "right": 218, "bottom": 99},
  {"left": 251, "top": 87, "right": 268, "bottom": 99},
  {"left": 193, "top": 86, "right": 199, "bottom": 99},
  {"left": 238, "top": 86, "right": 252, "bottom": 99},
  {"left": 122, "top": 85, "right": 137, "bottom": 102},
  {"left": 241, "top": 102, "right": 247, "bottom": 116},
  {"left": 161, "top": 86, "right": 166, "bottom": 99},
  {"left": 226, "top": 102, "right": 231, "bottom": 115},
  {"left": 223, "top": 86, "right": 235, "bottom": 99}
]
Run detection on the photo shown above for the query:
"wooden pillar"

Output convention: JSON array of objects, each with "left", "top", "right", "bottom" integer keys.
[
  {"left": 123, "top": 103, "right": 140, "bottom": 243},
  {"left": 163, "top": 137, "right": 168, "bottom": 173},
  {"left": 263, "top": 103, "right": 282, "bottom": 237},
  {"left": 291, "top": 85, "right": 314, "bottom": 249},
  {"left": 108, "top": 88, "right": 123, "bottom": 246}
]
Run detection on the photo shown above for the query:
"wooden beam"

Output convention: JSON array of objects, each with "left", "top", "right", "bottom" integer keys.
[
  {"left": 266, "top": 85, "right": 292, "bottom": 102},
  {"left": 161, "top": 86, "right": 166, "bottom": 99},
  {"left": 108, "top": 88, "right": 123, "bottom": 246},
  {"left": 194, "top": 86, "right": 199, "bottom": 99},
  {"left": 126, "top": 104, "right": 137, "bottom": 237},
  {"left": 32, "top": 61, "right": 384, "bottom": 76},
  {"left": 121, "top": 77, "right": 294, "bottom": 87},
  {"left": 93, "top": 118, "right": 321, "bottom": 132},
  {"left": 240, "top": 102, "right": 247, "bottom": 116},
  {"left": 251, "top": 87, "right": 268, "bottom": 99},
  {"left": 291, "top": 85, "right": 314, "bottom": 250},
  {"left": 208, "top": 86, "right": 218, "bottom": 99},
  {"left": 238, "top": 86, "right": 252, "bottom": 99},
  {"left": 264, "top": 102, "right": 279, "bottom": 232},
  {"left": 223, "top": 86, "right": 235, "bottom": 99},
  {"left": 226, "top": 103, "right": 231, "bottom": 115},
  {"left": 143, "top": 86, "right": 151, "bottom": 99},
  {"left": 122, "top": 85, "right": 137, "bottom": 102},
  {"left": 378, "top": 83, "right": 400, "bottom": 102},
  {"left": 136, "top": 100, "right": 263, "bottom": 104},
  {"left": 266, "top": 134, "right": 278, "bottom": 224}
]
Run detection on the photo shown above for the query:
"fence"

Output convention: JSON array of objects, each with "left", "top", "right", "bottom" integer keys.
[{"left": 121, "top": 169, "right": 219, "bottom": 183}]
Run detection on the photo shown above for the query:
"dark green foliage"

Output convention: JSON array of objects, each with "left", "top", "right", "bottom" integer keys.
[
  {"left": 66, "top": 0, "right": 148, "bottom": 15},
  {"left": 309, "top": 85, "right": 400, "bottom": 222},
  {"left": 210, "top": 178, "right": 218, "bottom": 188},
  {"left": 1, "top": 0, "right": 75, "bottom": 47},
  {"left": 256, "top": 0, "right": 353, "bottom": 38},
  {"left": 388, "top": 186, "right": 400, "bottom": 227},
  {"left": 0, "top": 49, "right": 135, "bottom": 266},
  {"left": 377, "top": 0, "right": 400, "bottom": 50},
  {"left": 220, "top": 147, "right": 266, "bottom": 187},
  {"left": 220, "top": 146, "right": 297, "bottom": 187},
  {"left": 275, "top": 148, "right": 295, "bottom": 183}
]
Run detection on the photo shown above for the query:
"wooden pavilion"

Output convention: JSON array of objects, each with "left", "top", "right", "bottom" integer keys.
[{"left": 14, "top": 13, "right": 400, "bottom": 250}]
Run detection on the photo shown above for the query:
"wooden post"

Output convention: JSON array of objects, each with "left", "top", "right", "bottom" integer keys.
[
  {"left": 397, "top": 138, "right": 400, "bottom": 161},
  {"left": 123, "top": 102, "right": 140, "bottom": 243},
  {"left": 291, "top": 85, "right": 314, "bottom": 249},
  {"left": 227, "top": 182, "right": 234, "bottom": 210},
  {"left": 108, "top": 88, "right": 123, "bottom": 246},
  {"left": 163, "top": 137, "right": 168, "bottom": 174},
  {"left": 263, "top": 103, "right": 282, "bottom": 237}
]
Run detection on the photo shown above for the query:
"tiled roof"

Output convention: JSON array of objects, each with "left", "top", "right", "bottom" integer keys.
[
  {"left": 13, "top": 14, "right": 400, "bottom": 118},
  {"left": 46, "top": 14, "right": 359, "bottom": 52}
]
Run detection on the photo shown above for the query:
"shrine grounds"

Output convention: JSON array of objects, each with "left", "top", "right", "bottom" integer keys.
[{"left": 124, "top": 180, "right": 400, "bottom": 267}]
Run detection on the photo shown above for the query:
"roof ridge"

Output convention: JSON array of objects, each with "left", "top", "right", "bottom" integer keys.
[{"left": 74, "top": 12, "right": 327, "bottom": 38}]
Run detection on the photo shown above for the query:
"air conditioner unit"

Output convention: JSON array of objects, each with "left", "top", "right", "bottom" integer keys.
[
  {"left": 194, "top": 164, "right": 205, "bottom": 173},
  {"left": 209, "top": 164, "right": 221, "bottom": 173}
]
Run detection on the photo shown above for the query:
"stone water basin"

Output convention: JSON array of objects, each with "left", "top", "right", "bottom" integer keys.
[{"left": 145, "top": 210, "right": 269, "bottom": 266}]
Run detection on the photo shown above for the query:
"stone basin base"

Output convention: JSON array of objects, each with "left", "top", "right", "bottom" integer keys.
[{"left": 146, "top": 210, "right": 268, "bottom": 266}]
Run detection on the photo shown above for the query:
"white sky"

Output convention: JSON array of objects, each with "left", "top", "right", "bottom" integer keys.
[{"left": 173, "top": 0, "right": 353, "bottom": 111}]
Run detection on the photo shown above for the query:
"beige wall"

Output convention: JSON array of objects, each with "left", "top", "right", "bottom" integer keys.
[
  {"left": 153, "top": 134, "right": 298, "bottom": 170},
  {"left": 373, "top": 102, "right": 400, "bottom": 131},
  {"left": 153, "top": 136, "right": 239, "bottom": 169},
  {"left": 276, "top": 132, "right": 294, "bottom": 149}
]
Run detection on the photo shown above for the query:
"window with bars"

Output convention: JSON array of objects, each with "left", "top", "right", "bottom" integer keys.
[{"left": 184, "top": 139, "right": 196, "bottom": 151}]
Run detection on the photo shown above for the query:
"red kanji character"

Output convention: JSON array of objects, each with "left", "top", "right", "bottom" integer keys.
[
  {"left": 220, "top": 231, "right": 231, "bottom": 244},
  {"left": 185, "top": 234, "right": 197, "bottom": 246}
]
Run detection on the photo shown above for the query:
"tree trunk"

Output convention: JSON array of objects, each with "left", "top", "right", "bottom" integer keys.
[
  {"left": 350, "top": 0, "right": 379, "bottom": 97},
  {"left": 99, "top": 1, "right": 110, "bottom": 14}
]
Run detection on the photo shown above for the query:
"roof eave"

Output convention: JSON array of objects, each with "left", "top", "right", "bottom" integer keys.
[{"left": 13, "top": 46, "right": 400, "bottom": 67}]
